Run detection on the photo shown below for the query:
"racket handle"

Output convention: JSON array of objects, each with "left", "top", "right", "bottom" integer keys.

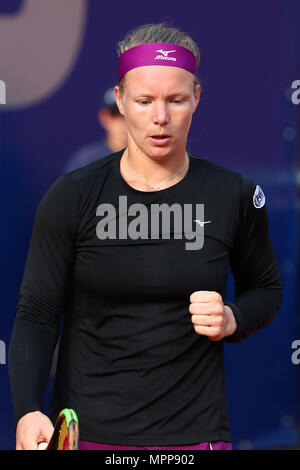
[{"left": 38, "top": 442, "right": 48, "bottom": 450}]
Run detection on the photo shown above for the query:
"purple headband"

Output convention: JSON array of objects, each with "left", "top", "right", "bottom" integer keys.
[{"left": 118, "top": 42, "right": 197, "bottom": 82}]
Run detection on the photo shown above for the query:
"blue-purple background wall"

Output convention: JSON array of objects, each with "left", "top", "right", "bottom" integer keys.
[{"left": 0, "top": 0, "right": 299, "bottom": 450}]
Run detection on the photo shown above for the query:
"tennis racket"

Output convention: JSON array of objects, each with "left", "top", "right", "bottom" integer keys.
[{"left": 38, "top": 408, "right": 79, "bottom": 450}]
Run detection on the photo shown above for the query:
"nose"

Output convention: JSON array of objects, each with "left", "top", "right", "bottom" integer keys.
[{"left": 152, "top": 101, "right": 169, "bottom": 126}]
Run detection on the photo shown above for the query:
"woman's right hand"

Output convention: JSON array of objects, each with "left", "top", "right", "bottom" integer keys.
[{"left": 16, "top": 411, "right": 54, "bottom": 450}]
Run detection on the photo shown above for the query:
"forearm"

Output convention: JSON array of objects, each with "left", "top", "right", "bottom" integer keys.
[
  {"left": 8, "top": 317, "right": 59, "bottom": 428},
  {"left": 224, "top": 286, "right": 283, "bottom": 343}
]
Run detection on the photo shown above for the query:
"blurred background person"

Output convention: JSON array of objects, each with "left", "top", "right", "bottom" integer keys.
[{"left": 64, "top": 87, "right": 127, "bottom": 173}]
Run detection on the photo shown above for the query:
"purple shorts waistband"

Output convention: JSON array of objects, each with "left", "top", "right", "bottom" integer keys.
[{"left": 79, "top": 440, "right": 232, "bottom": 450}]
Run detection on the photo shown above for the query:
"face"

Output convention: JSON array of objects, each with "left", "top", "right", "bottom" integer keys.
[{"left": 114, "top": 66, "right": 201, "bottom": 161}]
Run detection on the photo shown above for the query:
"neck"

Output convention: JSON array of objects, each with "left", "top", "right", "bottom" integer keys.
[{"left": 124, "top": 143, "right": 188, "bottom": 187}]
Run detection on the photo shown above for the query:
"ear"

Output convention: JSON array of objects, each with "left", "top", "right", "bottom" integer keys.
[
  {"left": 114, "top": 85, "right": 125, "bottom": 116},
  {"left": 193, "top": 83, "right": 201, "bottom": 113}
]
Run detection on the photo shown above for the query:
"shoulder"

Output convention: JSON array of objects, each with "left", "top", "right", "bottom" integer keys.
[
  {"left": 32, "top": 150, "right": 122, "bottom": 237},
  {"left": 36, "top": 150, "right": 120, "bottom": 217},
  {"left": 189, "top": 153, "right": 262, "bottom": 203},
  {"left": 63, "top": 149, "right": 122, "bottom": 183},
  {"left": 189, "top": 153, "right": 242, "bottom": 183},
  {"left": 64, "top": 140, "right": 110, "bottom": 172},
  {"left": 39, "top": 149, "right": 122, "bottom": 209}
]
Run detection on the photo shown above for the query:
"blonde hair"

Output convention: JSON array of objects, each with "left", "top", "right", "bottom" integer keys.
[{"left": 117, "top": 22, "right": 201, "bottom": 88}]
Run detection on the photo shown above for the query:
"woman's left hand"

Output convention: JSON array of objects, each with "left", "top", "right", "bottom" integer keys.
[{"left": 189, "top": 291, "right": 237, "bottom": 341}]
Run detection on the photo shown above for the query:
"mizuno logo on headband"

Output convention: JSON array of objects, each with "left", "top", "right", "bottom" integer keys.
[
  {"left": 118, "top": 43, "right": 197, "bottom": 82},
  {"left": 155, "top": 49, "right": 176, "bottom": 60}
]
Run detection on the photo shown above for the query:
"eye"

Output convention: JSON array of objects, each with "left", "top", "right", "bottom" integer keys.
[
  {"left": 138, "top": 99, "right": 150, "bottom": 105},
  {"left": 172, "top": 98, "right": 182, "bottom": 104}
]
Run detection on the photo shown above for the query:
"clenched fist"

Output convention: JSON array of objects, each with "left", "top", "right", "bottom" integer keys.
[{"left": 189, "top": 291, "right": 237, "bottom": 341}]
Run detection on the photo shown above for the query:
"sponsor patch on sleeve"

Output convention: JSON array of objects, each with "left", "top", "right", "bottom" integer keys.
[{"left": 253, "top": 185, "right": 265, "bottom": 209}]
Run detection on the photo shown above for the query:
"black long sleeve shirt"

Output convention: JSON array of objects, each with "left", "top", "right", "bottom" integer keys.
[{"left": 8, "top": 150, "right": 282, "bottom": 445}]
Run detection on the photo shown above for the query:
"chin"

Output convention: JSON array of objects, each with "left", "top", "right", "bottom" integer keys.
[
  {"left": 147, "top": 144, "right": 175, "bottom": 158},
  {"left": 148, "top": 151, "right": 171, "bottom": 162}
]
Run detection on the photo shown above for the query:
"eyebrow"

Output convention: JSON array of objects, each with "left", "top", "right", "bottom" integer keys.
[{"left": 132, "top": 91, "right": 190, "bottom": 99}]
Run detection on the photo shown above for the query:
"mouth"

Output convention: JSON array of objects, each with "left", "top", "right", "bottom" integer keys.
[
  {"left": 150, "top": 134, "right": 170, "bottom": 138},
  {"left": 149, "top": 134, "right": 172, "bottom": 145}
]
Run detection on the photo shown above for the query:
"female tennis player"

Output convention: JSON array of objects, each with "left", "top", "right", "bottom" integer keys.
[{"left": 8, "top": 23, "right": 282, "bottom": 450}]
